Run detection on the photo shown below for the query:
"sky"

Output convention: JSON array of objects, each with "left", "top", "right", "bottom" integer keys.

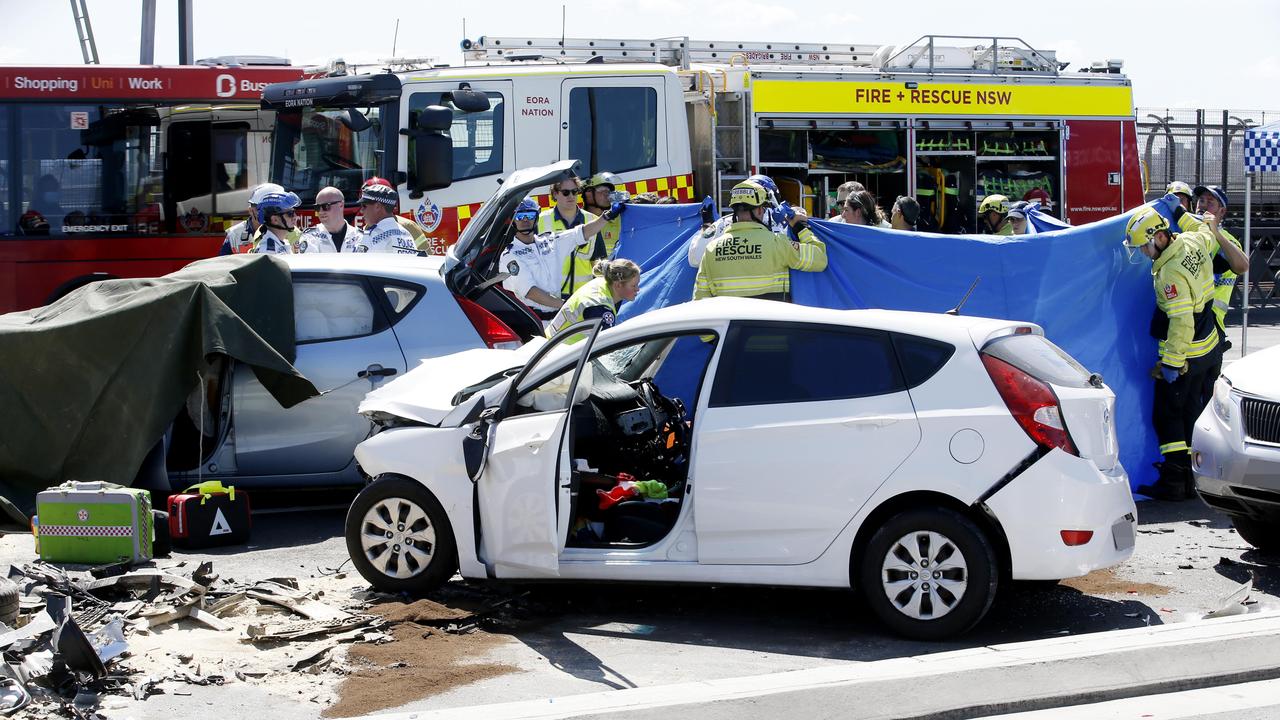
[{"left": 0, "top": 0, "right": 1277, "bottom": 111}]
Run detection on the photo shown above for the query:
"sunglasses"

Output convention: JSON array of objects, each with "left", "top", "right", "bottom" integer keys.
[
  {"left": 315, "top": 201, "right": 341, "bottom": 211},
  {"left": 513, "top": 211, "right": 538, "bottom": 222},
  {"left": 556, "top": 188, "right": 580, "bottom": 197}
]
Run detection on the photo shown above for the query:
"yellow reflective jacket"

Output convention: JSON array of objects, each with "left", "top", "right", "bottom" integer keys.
[
  {"left": 692, "top": 221, "right": 827, "bottom": 301},
  {"left": 1174, "top": 211, "right": 1239, "bottom": 334},
  {"left": 1151, "top": 227, "right": 1217, "bottom": 367},
  {"left": 538, "top": 207, "right": 603, "bottom": 299},
  {"left": 545, "top": 276, "right": 617, "bottom": 343}
]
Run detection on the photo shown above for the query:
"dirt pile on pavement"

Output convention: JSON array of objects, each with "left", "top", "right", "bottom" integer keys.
[{"left": 1061, "top": 567, "right": 1171, "bottom": 596}]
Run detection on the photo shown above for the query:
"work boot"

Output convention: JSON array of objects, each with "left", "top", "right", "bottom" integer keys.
[{"left": 1137, "top": 457, "right": 1192, "bottom": 502}]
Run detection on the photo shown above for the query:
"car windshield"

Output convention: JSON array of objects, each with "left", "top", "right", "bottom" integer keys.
[{"left": 271, "top": 105, "right": 383, "bottom": 205}]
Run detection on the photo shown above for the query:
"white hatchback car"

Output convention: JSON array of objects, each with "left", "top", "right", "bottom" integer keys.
[
  {"left": 346, "top": 299, "right": 1136, "bottom": 639},
  {"left": 1193, "top": 344, "right": 1280, "bottom": 551}
]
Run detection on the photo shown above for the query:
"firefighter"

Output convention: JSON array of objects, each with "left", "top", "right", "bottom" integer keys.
[
  {"left": 250, "top": 191, "right": 301, "bottom": 255},
  {"left": 562, "top": 172, "right": 626, "bottom": 297},
  {"left": 688, "top": 173, "right": 789, "bottom": 267},
  {"left": 692, "top": 179, "right": 827, "bottom": 301},
  {"left": 220, "top": 183, "right": 282, "bottom": 255},
  {"left": 1124, "top": 200, "right": 1220, "bottom": 501},
  {"left": 1192, "top": 184, "right": 1249, "bottom": 405},
  {"left": 501, "top": 197, "right": 623, "bottom": 320},
  {"left": 545, "top": 257, "right": 641, "bottom": 342},
  {"left": 1167, "top": 181, "right": 1194, "bottom": 212},
  {"left": 978, "top": 194, "right": 1013, "bottom": 235},
  {"left": 355, "top": 182, "right": 418, "bottom": 254}
]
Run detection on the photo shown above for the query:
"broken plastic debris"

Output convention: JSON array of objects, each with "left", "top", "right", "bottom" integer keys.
[{"left": 1204, "top": 578, "right": 1252, "bottom": 619}]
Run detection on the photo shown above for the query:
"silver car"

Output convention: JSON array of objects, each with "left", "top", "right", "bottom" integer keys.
[{"left": 1192, "top": 344, "right": 1280, "bottom": 551}]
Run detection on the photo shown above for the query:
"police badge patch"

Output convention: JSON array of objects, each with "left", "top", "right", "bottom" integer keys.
[
  {"left": 601, "top": 310, "right": 616, "bottom": 327},
  {"left": 507, "top": 261, "right": 520, "bottom": 276}
]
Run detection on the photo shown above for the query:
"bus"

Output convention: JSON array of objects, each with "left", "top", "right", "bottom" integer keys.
[{"left": 0, "top": 62, "right": 305, "bottom": 313}]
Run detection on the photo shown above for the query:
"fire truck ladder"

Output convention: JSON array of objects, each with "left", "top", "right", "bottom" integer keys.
[
  {"left": 69, "top": 0, "right": 100, "bottom": 65},
  {"left": 874, "top": 35, "right": 1063, "bottom": 74},
  {"left": 463, "top": 36, "right": 883, "bottom": 69}
]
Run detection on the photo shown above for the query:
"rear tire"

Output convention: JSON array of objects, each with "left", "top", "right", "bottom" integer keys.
[
  {"left": 858, "top": 507, "right": 998, "bottom": 640},
  {"left": 0, "top": 577, "right": 19, "bottom": 627},
  {"left": 1232, "top": 516, "right": 1280, "bottom": 553},
  {"left": 345, "top": 476, "right": 458, "bottom": 594}
]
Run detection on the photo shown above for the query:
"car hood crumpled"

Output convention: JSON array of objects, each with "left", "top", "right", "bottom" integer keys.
[
  {"left": 358, "top": 339, "right": 545, "bottom": 426},
  {"left": 1223, "top": 344, "right": 1280, "bottom": 398}
]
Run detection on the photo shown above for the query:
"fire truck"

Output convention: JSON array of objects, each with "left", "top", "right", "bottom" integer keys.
[{"left": 261, "top": 34, "right": 1143, "bottom": 252}]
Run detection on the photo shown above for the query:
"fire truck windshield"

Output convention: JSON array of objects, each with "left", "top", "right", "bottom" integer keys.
[{"left": 271, "top": 104, "right": 384, "bottom": 206}]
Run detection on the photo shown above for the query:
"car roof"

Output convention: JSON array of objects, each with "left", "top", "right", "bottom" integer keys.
[
  {"left": 617, "top": 297, "right": 1033, "bottom": 345},
  {"left": 282, "top": 253, "right": 445, "bottom": 284}
]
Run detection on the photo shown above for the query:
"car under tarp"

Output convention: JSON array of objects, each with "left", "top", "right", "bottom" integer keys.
[{"left": 0, "top": 254, "right": 319, "bottom": 515}]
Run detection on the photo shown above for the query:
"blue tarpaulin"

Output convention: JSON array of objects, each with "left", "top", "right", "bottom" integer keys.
[{"left": 611, "top": 204, "right": 1160, "bottom": 489}]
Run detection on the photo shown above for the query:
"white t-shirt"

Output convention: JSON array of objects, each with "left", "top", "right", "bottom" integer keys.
[
  {"left": 500, "top": 227, "right": 589, "bottom": 312},
  {"left": 356, "top": 217, "right": 418, "bottom": 254}
]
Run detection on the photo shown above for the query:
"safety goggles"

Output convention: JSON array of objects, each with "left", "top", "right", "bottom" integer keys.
[
  {"left": 513, "top": 211, "right": 539, "bottom": 222},
  {"left": 314, "top": 201, "right": 341, "bottom": 211},
  {"left": 1122, "top": 239, "right": 1151, "bottom": 265}
]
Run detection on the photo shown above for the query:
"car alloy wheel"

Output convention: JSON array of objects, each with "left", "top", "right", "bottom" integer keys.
[
  {"left": 859, "top": 507, "right": 998, "bottom": 640},
  {"left": 345, "top": 475, "right": 457, "bottom": 593},
  {"left": 360, "top": 497, "right": 438, "bottom": 579},
  {"left": 879, "top": 530, "right": 969, "bottom": 620}
]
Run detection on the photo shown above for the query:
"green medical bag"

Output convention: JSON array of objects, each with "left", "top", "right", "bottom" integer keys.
[{"left": 35, "top": 482, "right": 153, "bottom": 564}]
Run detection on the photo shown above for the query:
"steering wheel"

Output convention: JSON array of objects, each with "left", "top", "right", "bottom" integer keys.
[{"left": 637, "top": 379, "right": 689, "bottom": 457}]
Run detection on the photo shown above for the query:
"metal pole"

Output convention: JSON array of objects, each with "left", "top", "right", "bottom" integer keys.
[
  {"left": 177, "top": 0, "right": 194, "bottom": 65},
  {"left": 1222, "top": 110, "right": 1231, "bottom": 189},
  {"left": 1243, "top": 172, "right": 1251, "bottom": 356},
  {"left": 1195, "top": 108, "right": 1204, "bottom": 183},
  {"left": 139, "top": 0, "right": 156, "bottom": 65}
]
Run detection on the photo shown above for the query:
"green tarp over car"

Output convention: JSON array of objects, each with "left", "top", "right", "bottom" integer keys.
[{"left": 0, "top": 254, "right": 319, "bottom": 514}]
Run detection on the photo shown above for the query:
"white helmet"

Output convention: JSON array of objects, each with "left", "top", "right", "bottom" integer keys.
[{"left": 248, "top": 183, "right": 286, "bottom": 206}]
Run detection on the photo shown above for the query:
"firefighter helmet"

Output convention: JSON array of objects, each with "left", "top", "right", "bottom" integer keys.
[
  {"left": 582, "top": 172, "right": 622, "bottom": 193},
  {"left": 1123, "top": 207, "right": 1170, "bottom": 262},
  {"left": 978, "top": 194, "right": 1010, "bottom": 215},
  {"left": 728, "top": 180, "right": 769, "bottom": 209},
  {"left": 1166, "top": 181, "right": 1193, "bottom": 200}
]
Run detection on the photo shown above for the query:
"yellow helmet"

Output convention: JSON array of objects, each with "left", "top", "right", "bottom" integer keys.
[
  {"left": 1123, "top": 207, "right": 1170, "bottom": 257},
  {"left": 728, "top": 180, "right": 769, "bottom": 209},
  {"left": 978, "top": 194, "right": 1009, "bottom": 215},
  {"left": 1166, "top": 181, "right": 1193, "bottom": 199}
]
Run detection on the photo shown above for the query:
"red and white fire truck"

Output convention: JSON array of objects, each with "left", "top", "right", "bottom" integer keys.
[{"left": 261, "top": 34, "right": 1143, "bottom": 252}]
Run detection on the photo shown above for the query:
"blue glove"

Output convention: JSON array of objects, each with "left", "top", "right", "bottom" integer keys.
[
  {"left": 778, "top": 201, "right": 797, "bottom": 222},
  {"left": 1156, "top": 193, "right": 1182, "bottom": 215},
  {"left": 1160, "top": 364, "right": 1180, "bottom": 384},
  {"left": 604, "top": 201, "right": 627, "bottom": 222},
  {"left": 700, "top": 196, "right": 717, "bottom": 225}
]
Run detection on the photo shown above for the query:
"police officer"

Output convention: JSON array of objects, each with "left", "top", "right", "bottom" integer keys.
[
  {"left": 693, "top": 179, "right": 827, "bottom": 301},
  {"left": 688, "top": 174, "right": 790, "bottom": 268},
  {"left": 361, "top": 177, "right": 429, "bottom": 250},
  {"left": 356, "top": 182, "right": 418, "bottom": 254},
  {"left": 978, "top": 194, "right": 1013, "bottom": 235},
  {"left": 1192, "top": 185, "right": 1248, "bottom": 405},
  {"left": 545, "top": 257, "right": 642, "bottom": 342},
  {"left": 297, "top": 186, "right": 361, "bottom": 253},
  {"left": 1123, "top": 199, "right": 1221, "bottom": 501},
  {"left": 501, "top": 197, "right": 624, "bottom": 320},
  {"left": 250, "top": 191, "right": 301, "bottom": 255},
  {"left": 220, "top": 183, "right": 282, "bottom": 255}
]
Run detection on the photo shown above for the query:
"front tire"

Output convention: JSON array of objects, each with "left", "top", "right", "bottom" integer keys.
[
  {"left": 345, "top": 475, "right": 458, "bottom": 593},
  {"left": 1232, "top": 516, "right": 1280, "bottom": 554},
  {"left": 858, "top": 507, "right": 998, "bottom": 640}
]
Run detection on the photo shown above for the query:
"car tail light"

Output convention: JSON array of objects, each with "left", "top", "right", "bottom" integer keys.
[
  {"left": 455, "top": 296, "right": 522, "bottom": 350},
  {"left": 1059, "top": 530, "right": 1093, "bottom": 546},
  {"left": 981, "top": 354, "right": 1078, "bottom": 456}
]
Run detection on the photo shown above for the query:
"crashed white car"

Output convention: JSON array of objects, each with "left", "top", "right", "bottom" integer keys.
[{"left": 345, "top": 299, "right": 1135, "bottom": 639}]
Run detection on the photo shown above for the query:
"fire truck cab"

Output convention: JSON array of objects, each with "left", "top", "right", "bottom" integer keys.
[{"left": 261, "top": 34, "right": 1143, "bottom": 251}]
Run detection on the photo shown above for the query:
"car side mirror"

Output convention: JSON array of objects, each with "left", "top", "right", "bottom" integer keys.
[
  {"left": 407, "top": 105, "right": 453, "bottom": 197},
  {"left": 340, "top": 107, "right": 372, "bottom": 133},
  {"left": 445, "top": 85, "right": 490, "bottom": 114}
]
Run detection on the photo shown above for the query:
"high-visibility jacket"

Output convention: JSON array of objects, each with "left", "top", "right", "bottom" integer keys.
[
  {"left": 538, "top": 207, "right": 602, "bottom": 299},
  {"left": 692, "top": 221, "right": 827, "bottom": 301},
  {"left": 1151, "top": 225, "right": 1218, "bottom": 368},
  {"left": 1173, "top": 211, "right": 1239, "bottom": 335},
  {"left": 397, "top": 215, "right": 429, "bottom": 250},
  {"left": 545, "top": 276, "right": 617, "bottom": 342},
  {"left": 688, "top": 211, "right": 790, "bottom": 268}
]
